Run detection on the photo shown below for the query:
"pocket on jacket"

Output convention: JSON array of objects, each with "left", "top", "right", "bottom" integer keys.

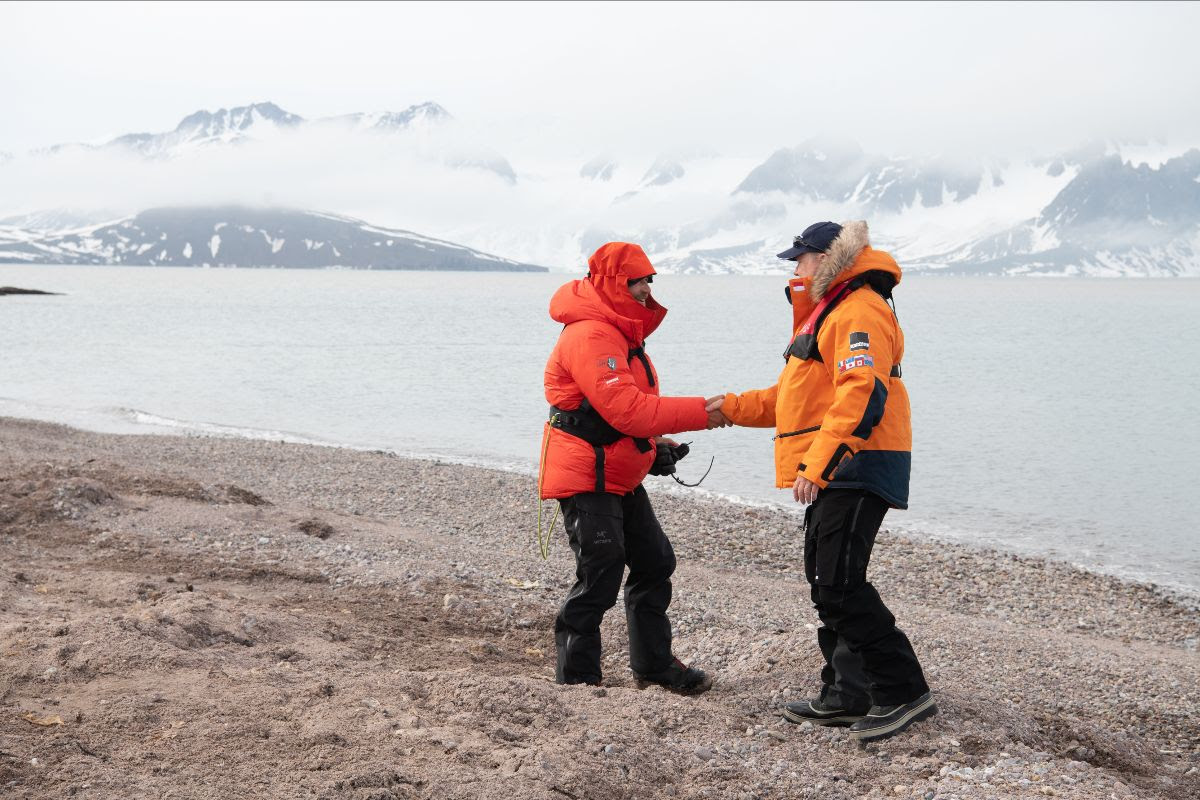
[{"left": 775, "top": 431, "right": 817, "bottom": 486}]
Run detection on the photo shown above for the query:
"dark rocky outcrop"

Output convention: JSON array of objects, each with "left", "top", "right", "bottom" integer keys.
[{"left": 0, "top": 286, "right": 59, "bottom": 295}]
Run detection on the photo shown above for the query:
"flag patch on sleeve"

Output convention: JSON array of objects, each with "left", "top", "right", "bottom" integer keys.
[
  {"left": 837, "top": 354, "right": 875, "bottom": 374},
  {"left": 849, "top": 332, "right": 870, "bottom": 352}
]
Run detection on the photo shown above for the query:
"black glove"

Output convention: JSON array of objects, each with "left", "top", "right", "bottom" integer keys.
[{"left": 649, "top": 441, "right": 690, "bottom": 476}]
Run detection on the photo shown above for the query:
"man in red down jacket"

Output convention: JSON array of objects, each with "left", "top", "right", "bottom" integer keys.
[{"left": 539, "top": 241, "right": 716, "bottom": 692}]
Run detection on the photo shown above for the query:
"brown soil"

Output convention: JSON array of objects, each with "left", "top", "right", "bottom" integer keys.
[{"left": 1, "top": 418, "right": 1197, "bottom": 799}]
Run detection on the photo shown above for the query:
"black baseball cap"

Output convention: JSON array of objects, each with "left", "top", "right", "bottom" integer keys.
[{"left": 776, "top": 221, "right": 843, "bottom": 260}]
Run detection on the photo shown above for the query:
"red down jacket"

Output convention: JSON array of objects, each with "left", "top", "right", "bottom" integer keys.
[{"left": 539, "top": 242, "right": 708, "bottom": 499}]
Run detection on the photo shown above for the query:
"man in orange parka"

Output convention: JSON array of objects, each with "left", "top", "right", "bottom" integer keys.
[
  {"left": 709, "top": 221, "right": 935, "bottom": 741},
  {"left": 540, "top": 241, "right": 715, "bottom": 692}
]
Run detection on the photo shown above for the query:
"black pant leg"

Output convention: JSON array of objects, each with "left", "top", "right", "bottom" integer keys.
[
  {"left": 806, "top": 489, "right": 930, "bottom": 707},
  {"left": 554, "top": 492, "right": 627, "bottom": 684},
  {"left": 619, "top": 485, "right": 677, "bottom": 675},
  {"left": 814, "top": 582, "right": 930, "bottom": 706},
  {"left": 816, "top": 626, "right": 871, "bottom": 712}
]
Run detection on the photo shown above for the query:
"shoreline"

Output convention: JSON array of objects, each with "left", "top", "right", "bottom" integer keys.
[
  {"left": 2, "top": 416, "right": 1198, "bottom": 799},
  {"left": 4, "top": 404, "right": 1197, "bottom": 602}
]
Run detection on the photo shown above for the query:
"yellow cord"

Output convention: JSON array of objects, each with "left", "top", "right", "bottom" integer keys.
[{"left": 536, "top": 421, "right": 560, "bottom": 560}]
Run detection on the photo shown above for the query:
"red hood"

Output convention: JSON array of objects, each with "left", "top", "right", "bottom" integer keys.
[{"left": 549, "top": 242, "right": 665, "bottom": 344}]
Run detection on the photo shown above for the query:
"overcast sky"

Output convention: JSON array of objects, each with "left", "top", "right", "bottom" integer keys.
[{"left": 3, "top": 0, "right": 1199, "bottom": 159}]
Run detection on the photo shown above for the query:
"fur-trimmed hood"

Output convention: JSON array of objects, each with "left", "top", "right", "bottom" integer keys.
[{"left": 810, "top": 220, "right": 902, "bottom": 301}]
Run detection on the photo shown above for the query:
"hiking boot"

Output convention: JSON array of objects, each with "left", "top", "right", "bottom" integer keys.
[
  {"left": 782, "top": 698, "right": 869, "bottom": 727},
  {"left": 634, "top": 657, "right": 713, "bottom": 695},
  {"left": 848, "top": 692, "right": 937, "bottom": 742},
  {"left": 558, "top": 677, "right": 602, "bottom": 687}
]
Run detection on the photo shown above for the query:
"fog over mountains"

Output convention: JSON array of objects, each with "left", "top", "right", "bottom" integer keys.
[
  {"left": 2, "top": 101, "right": 1197, "bottom": 275},
  {"left": 37, "top": 100, "right": 517, "bottom": 183}
]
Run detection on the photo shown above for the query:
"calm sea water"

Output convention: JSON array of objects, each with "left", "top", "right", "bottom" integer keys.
[{"left": 3, "top": 265, "right": 1198, "bottom": 595}]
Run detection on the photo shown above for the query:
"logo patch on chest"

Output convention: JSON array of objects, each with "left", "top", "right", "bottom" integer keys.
[{"left": 849, "top": 332, "right": 870, "bottom": 352}]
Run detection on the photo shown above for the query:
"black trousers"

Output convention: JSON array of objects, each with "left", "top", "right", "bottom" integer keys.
[
  {"left": 805, "top": 488, "right": 930, "bottom": 708},
  {"left": 554, "top": 485, "right": 676, "bottom": 684}
]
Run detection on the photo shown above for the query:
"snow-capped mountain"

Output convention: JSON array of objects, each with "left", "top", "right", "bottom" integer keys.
[
  {"left": 0, "top": 206, "right": 547, "bottom": 271},
  {"left": 4, "top": 102, "right": 1197, "bottom": 276},
  {"left": 601, "top": 139, "right": 1200, "bottom": 277},
  {"left": 319, "top": 101, "right": 451, "bottom": 134},
  {"left": 580, "top": 156, "right": 618, "bottom": 182},
  {"left": 106, "top": 102, "right": 304, "bottom": 157},
  {"left": 918, "top": 150, "right": 1200, "bottom": 276},
  {"left": 26, "top": 101, "right": 516, "bottom": 184},
  {"left": 733, "top": 138, "right": 999, "bottom": 214}
]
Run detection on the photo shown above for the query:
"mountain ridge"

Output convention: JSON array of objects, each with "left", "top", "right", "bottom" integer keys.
[
  {"left": 3, "top": 104, "right": 1197, "bottom": 276},
  {"left": 0, "top": 206, "right": 548, "bottom": 272}
]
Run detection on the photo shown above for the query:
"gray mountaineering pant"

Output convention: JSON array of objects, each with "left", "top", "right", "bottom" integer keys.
[
  {"left": 554, "top": 485, "right": 676, "bottom": 685},
  {"left": 805, "top": 488, "right": 930, "bottom": 709}
]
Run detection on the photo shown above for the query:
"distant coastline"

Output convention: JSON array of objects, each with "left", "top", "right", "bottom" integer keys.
[{"left": 0, "top": 286, "right": 57, "bottom": 295}]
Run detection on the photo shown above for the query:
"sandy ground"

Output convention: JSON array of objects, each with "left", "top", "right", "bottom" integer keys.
[{"left": 1, "top": 417, "right": 1197, "bottom": 800}]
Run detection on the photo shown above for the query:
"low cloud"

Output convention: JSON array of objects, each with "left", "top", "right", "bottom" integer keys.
[{"left": 0, "top": 126, "right": 767, "bottom": 267}]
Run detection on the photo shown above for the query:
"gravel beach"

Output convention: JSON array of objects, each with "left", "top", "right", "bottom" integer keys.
[{"left": 1, "top": 416, "right": 1197, "bottom": 800}]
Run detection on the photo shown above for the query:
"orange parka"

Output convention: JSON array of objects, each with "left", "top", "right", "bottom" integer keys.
[
  {"left": 721, "top": 221, "right": 913, "bottom": 508},
  {"left": 539, "top": 243, "right": 708, "bottom": 499}
]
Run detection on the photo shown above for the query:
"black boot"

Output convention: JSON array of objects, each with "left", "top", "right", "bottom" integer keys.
[
  {"left": 782, "top": 697, "right": 869, "bottom": 727},
  {"left": 848, "top": 692, "right": 938, "bottom": 741},
  {"left": 633, "top": 657, "right": 713, "bottom": 695}
]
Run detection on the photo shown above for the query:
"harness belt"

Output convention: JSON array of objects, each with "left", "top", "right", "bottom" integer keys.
[
  {"left": 627, "top": 346, "right": 655, "bottom": 386},
  {"left": 549, "top": 400, "right": 653, "bottom": 493}
]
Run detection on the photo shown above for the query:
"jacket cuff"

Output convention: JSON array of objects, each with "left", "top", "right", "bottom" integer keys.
[
  {"left": 685, "top": 397, "right": 710, "bottom": 431},
  {"left": 721, "top": 392, "right": 742, "bottom": 424},
  {"left": 803, "top": 441, "right": 855, "bottom": 486},
  {"left": 798, "top": 463, "right": 829, "bottom": 488}
]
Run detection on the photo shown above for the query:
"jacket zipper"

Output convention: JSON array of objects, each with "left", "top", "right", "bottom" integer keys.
[{"left": 773, "top": 425, "right": 820, "bottom": 441}]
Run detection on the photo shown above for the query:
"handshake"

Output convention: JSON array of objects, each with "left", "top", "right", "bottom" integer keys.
[{"left": 705, "top": 395, "right": 732, "bottom": 430}]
